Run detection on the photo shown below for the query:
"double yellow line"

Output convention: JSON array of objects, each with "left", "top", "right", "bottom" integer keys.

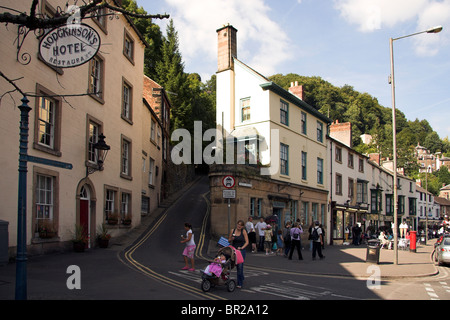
[{"left": 121, "top": 192, "right": 226, "bottom": 300}]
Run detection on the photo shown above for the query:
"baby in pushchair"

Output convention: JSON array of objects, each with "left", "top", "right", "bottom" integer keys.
[
  {"left": 201, "top": 246, "right": 237, "bottom": 292},
  {"left": 203, "top": 253, "right": 227, "bottom": 277}
]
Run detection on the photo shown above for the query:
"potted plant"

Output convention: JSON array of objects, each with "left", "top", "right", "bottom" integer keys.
[
  {"left": 122, "top": 213, "right": 132, "bottom": 226},
  {"left": 107, "top": 211, "right": 119, "bottom": 225},
  {"left": 97, "top": 224, "right": 111, "bottom": 248},
  {"left": 72, "top": 224, "right": 88, "bottom": 252},
  {"left": 38, "top": 220, "right": 57, "bottom": 239}
]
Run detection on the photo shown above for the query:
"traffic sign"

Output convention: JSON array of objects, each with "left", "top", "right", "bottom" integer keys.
[
  {"left": 223, "top": 189, "right": 236, "bottom": 199},
  {"left": 222, "top": 175, "right": 235, "bottom": 188}
]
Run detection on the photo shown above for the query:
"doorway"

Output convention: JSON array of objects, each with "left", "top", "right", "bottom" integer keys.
[{"left": 80, "top": 185, "right": 90, "bottom": 248}]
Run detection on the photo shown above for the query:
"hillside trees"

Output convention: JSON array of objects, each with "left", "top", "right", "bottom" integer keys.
[{"left": 269, "top": 73, "right": 449, "bottom": 166}]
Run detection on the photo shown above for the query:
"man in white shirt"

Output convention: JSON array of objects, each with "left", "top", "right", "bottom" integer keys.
[
  {"left": 255, "top": 217, "right": 267, "bottom": 252},
  {"left": 312, "top": 221, "right": 325, "bottom": 260}
]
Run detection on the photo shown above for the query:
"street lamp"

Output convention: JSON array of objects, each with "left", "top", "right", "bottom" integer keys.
[
  {"left": 86, "top": 133, "right": 110, "bottom": 177},
  {"left": 389, "top": 25, "right": 442, "bottom": 265}
]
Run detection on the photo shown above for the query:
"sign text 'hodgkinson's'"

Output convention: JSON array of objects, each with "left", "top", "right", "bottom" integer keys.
[{"left": 39, "top": 23, "right": 100, "bottom": 68}]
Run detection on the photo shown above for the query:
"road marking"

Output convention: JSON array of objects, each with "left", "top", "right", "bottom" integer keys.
[
  {"left": 424, "top": 283, "right": 440, "bottom": 300},
  {"left": 247, "top": 280, "right": 358, "bottom": 300}
]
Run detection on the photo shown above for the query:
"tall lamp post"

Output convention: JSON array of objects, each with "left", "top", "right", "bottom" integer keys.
[{"left": 389, "top": 26, "right": 443, "bottom": 265}]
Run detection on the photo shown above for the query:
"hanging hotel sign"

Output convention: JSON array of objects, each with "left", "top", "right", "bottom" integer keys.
[{"left": 39, "top": 23, "right": 101, "bottom": 68}]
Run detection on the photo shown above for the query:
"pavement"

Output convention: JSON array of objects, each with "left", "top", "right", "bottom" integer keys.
[
  {"left": 234, "top": 239, "right": 439, "bottom": 280},
  {"left": 0, "top": 176, "right": 441, "bottom": 300}
]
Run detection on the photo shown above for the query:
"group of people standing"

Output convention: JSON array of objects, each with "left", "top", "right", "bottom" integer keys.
[{"left": 246, "top": 217, "right": 325, "bottom": 261}]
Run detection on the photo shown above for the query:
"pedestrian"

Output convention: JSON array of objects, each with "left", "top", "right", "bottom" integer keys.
[
  {"left": 283, "top": 221, "right": 292, "bottom": 257},
  {"left": 229, "top": 220, "right": 249, "bottom": 288},
  {"left": 180, "top": 222, "right": 196, "bottom": 271},
  {"left": 352, "top": 223, "right": 362, "bottom": 246},
  {"left": 308, "top": 222, "right": 314, "bottom": 251},
  {"left": 264, "top": 224, "right": 273, "bottom": 255},
  {"left": 288, "top": 222, "right": 303, "bottom": 260},
  {"left": 245, "top": 216, "right": 257, "bottom": 253},
  {"left": 255, "top": 217, "right": 267, "bottom": 252},
  {"left": 270, "top": 222, "right": 278, "bottom": 253},
  {"left": 319, "top": 224, "right": 326, "bottom": 250},
  {"left": 276, "top": 229, "right": 283, "bottom": 255},
  {"left": 311, "top": 221, "right": 325, "bottom": 260}
]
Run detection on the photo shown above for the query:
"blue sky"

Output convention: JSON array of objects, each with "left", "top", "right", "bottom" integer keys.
[{"left": 138, "top": 0, "right": 450, "bottom": 140}]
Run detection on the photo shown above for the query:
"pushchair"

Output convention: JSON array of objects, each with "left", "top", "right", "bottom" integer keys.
[{"left": 201, "top": 246, "right": 237, "bottom": 292}]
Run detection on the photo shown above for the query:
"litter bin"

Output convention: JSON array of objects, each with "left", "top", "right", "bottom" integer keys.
[
  {"left": 0, "top": 220, "right": 9, "bottom": 265},
  {"left": 366, "top": 239, "right": 380, "bottom": 264}
]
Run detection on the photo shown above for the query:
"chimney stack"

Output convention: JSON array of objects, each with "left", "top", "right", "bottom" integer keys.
[
  {"left": 217, "top": 24, "right": 237, "bottom": 72},
  {"left": 289, "top": 81, "right": 304, "bottom": 100},
  {"left": 330, "top": 120, "right": 352, "bottom": 148}
]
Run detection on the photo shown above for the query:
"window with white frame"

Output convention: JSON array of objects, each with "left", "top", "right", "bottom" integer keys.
[
  {"left": 123, "top": 29, "right": 134, "bottom": 63},
  {"left": 149, "top": 158, "right": 155, "bottom": 185},
  {"left": 122, "top": 80, "right": 133, "bottom": 122},
  {"left": 241, "top": 98, "right": 251, "bottom": 122},
  {"left": 89, "top": 55, "right": 104, "bottom": 100},
  {"left": 36, "top": 174, "right": 53, "bottom": 221},
  {"left": 88, "top": 121, "right": 99, "bottom": 163},
  {"left": 38, "top": 96, "right": 55, "bottom": 148},
  {"left": 121, "top": 192, "right": 131, "bottom": 221},
  {"left": 150, "top": 119, "right": 156, "bottom": 142},
  {"left": 34, "top": 84, "right": 62, "bottom": 156},
  {"left": 105, "top": 189, "right": 116, "bottom": 221},
  {"left": 121, "top": 137, "right": 131, "bottom": 177}
]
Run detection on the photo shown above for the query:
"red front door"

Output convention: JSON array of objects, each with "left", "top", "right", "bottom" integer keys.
[{"left": 80, "top": 199, "right": 89, "bottom": 248}]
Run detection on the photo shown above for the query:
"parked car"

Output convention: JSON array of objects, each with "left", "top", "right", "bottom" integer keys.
[{"left": 435, "top": 235, "right": 450, "bottom": 266}]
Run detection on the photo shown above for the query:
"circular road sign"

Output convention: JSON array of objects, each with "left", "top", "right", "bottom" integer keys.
[{"left": 222, "top": 175, "right": 235, "bottom": 189}]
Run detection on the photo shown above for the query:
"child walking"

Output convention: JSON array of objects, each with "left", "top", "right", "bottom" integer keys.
[
  {"left": 276, "top": 229, "right": 283, "bottom": 255},
  {"left": 264, "top": 225, "right": 273, "bottom": 255},
  {"left": 181, "top": 222, "right": 196, "bottom": 271}
]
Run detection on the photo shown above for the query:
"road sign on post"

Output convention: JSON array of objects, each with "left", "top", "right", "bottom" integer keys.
[
  {"left": 222, "top": 175, "right": 236, "bottom": 237},
  {"left": 222, "top": 189, "right": 236, "bottom": 199},
  {"left": 222, "top": 175, "right": 235, "bottom": 189}
]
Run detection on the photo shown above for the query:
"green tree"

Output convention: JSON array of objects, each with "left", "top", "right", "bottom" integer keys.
[{"left": 424, "top": 131, "right": 443, "bottom": 153}]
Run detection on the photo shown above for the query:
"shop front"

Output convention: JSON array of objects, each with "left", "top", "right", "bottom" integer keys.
[{"left": 331, "top": 202, "right": 369, "bottom": 245}]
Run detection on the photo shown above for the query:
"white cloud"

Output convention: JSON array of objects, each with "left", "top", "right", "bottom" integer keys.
[
  {"left": 333, "top": 0, "right": 429, "bottom": 32},
  {"left": 334, "top": 0, "right": 449, "bottom": 56},
  {"left": 414, "top": 1, "right": 450, "bottom": 56},
  {"left": 162, "top": 0, "right": 293, "bottom": 76}
]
